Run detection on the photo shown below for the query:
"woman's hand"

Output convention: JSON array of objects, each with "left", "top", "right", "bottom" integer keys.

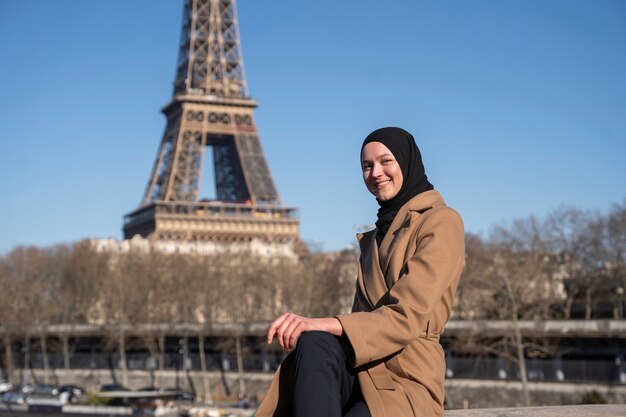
[{"left": 267, "top": 313, "right": 343, "bottom": 351}]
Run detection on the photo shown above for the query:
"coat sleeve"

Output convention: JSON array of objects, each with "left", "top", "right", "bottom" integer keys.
[{"left": 336, "top": 208, "right": 464, "bottom": 367}]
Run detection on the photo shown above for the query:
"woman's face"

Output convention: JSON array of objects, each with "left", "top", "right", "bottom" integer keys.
[{"left": 361, "top": 141, "right": 403, "bottom": 201}]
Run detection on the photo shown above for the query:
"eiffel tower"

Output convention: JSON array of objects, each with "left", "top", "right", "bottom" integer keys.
[{"left": 123, "top": 0, "right": 299, "bottom": 244}]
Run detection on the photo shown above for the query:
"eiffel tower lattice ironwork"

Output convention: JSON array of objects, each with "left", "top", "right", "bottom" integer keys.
[{"left": 123, "top": 0, "right": 299, "bottom": 243}]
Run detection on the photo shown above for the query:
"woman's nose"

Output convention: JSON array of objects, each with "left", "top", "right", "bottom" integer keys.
[{"left": 372, "top": 163, "right": 383, "bottom": 177}]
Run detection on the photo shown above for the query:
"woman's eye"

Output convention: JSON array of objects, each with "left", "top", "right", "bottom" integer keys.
[{"left": 382, "top": 159, "right": 393, "bottom": 165}]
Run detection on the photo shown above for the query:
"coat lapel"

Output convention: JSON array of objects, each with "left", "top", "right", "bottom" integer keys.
[
  {"left": 357, "top": 231, "right": 387, "bottom": 309},
  {"left": 358, "top": 190, "right": 447, "bottom": 308},
  {"left": 378, "top": 190, "right": 447, "bottom": 282},
  {"left": 378, "top": 203, "right": 413, "bottom": 276}
]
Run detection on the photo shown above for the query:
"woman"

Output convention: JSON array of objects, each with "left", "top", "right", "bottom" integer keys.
[{"left": 256, "top": 127, "right": 465, "bottom": 417}]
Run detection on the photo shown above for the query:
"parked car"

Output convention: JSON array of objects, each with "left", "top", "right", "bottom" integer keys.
[
  {"left": 0, "top": 381, "right": 12, "bottom": 394},
  {"left": 58, "top": 384, "right": 85, "bottom": 403},
  {"left": 1, "top": 391, "right": 26, "bottom": 405},
  {"left": 136, "top": 386, "right": 160, "bottom": 392},
  {"left": 162, "top": 388, "right": 193, "bottom": 401},
  {"left": 32, "top": 383, "right": 59, "bottom": 396},
  {"left": 99, "top": 384, "right": 130, "bottom": 392},
  {"left": 15, "top": 383, "right": 34, "bottom": 395}
]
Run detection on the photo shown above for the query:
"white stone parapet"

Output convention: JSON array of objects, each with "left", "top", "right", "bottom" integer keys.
[{"left": 445, "top": 404, "right": 626, "bottom": 416}]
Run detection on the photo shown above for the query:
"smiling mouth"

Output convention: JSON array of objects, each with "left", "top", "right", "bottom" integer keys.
[{"left": 375, "top": 180, "right": 391, "bottom": 188}]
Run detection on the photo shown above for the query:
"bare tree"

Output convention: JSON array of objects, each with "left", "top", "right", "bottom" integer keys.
[
  {"left": 0, "top": 255, "right": 20, "bottom": 383},
  {"left": 544, "top": 207, "right": 605, "bottom": 319},
  {"left": 454, "top": 218, "right": 560, "bottom": 406},
  {"left": 454, "top": 233, "right": 496, "bottom": 320},
  {"left": 605, "top": 200, "right": 626, "bottom": 318},
  {"left": 59, "top": 242, "right": 110, "bottom": 324},
  {"left": 0, "top": 246, "right": 62, "bottom": 383},
  {"left": 98, "top": 248, "right": 158, "bottom": 386}
]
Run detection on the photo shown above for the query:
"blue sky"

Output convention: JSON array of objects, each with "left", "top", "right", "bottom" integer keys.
[{"left": 1, "top": 1, "right": 625, "bottom": 253}]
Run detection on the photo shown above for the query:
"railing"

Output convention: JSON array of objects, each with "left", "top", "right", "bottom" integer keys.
[
  {"left": 124, "top": 201, "right": 299, "bottom": 226},
  {"left": 446, "top": 357, "right": 626, "bottom": 384},
  {"left": 445, "top": 320, "right": 626, "bottom": 338},
  {"left": 8, "top": 320, "right": 626, "bottom": 338},
  {"left": 12, "top": 352, "right": 625, "bottom": 385}
]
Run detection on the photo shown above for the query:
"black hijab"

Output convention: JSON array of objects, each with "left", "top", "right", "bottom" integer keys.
[{"left": 361, "top": 127, "right": 434, "bottom": 243}]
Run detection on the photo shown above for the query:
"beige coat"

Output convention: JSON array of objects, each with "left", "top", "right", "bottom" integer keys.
[{"left": 256, "top": 190, "right": 465, "bottom": 417}]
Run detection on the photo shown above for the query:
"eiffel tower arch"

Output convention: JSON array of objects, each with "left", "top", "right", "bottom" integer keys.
[{"left": 123, "top": 0, "right": 300, "bottom": 244}]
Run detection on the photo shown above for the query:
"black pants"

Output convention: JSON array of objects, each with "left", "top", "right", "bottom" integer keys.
[{"left": 291, "top": 331, "right": 371, "bottom": 417}]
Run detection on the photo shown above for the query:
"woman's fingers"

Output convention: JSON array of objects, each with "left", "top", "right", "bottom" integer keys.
[
  {"left": 276, "top": 313, "right": 297, "bottom": 350},
  {"left": 282, "top": 317, "right": 304, "bottom": 350},
  {"left": 268, "top": 312, "right": 295, "bottom": 349},
  {"left": 267, "top": 313, "right": 314, "bottom": 350},
  {"left": 288, "top": 321, "right": 306, "bottom": 350},
  {"left": 268, "top": 316, "right": 341, "bottom": 350},
  {"left": 267, "top": 312, "right": 290, "bottom": 344}
]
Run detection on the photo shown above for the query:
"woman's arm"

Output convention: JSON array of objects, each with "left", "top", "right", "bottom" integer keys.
[
  {"left": 266, "top": 209, "right": 463, "bottom": 356},
  {"left": 266, "top": 313, "right": 343, "bottom": 350}
]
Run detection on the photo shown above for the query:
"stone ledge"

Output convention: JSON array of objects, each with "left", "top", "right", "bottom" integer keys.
[{"left": 445, "top": 404, "right": 626, "bottom": 416}]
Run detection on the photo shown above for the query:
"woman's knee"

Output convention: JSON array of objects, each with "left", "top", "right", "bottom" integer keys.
[
  {"left": 292, "top": 332, "right": 357, "bottom": 409},
  {"left": 295, "top": 331, "right": 343, "bottom": 359}
]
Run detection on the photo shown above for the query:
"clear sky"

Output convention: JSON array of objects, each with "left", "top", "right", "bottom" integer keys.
[{"left": 1, "top": 1, "right": 625, "bottom": 253}]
